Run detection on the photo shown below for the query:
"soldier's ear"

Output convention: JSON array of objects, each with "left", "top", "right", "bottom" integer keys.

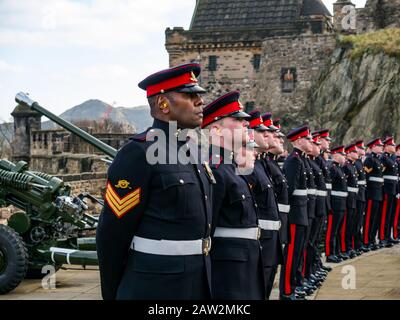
[{"left": 156, "top": 95, "right": 170, "bottom": 114}]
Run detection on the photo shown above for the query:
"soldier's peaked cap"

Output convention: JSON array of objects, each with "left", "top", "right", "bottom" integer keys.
[
  {"left": 331, "top": 145, "right": 346, "bottom": 155},
  {"left": 367, "top": 138, "right": 384, "bottom": 148},
  {"left": 383, "top": 136, "right": 396, "bottom": 146},
  {"left": 313, "top": 129, "right": 332, "bottom": 141},
  {"left": 345, "top": 144, "right": 357, "bottom": 153},
  {"left": 355, "top": 140, "right": 366, "bottom": 150},
  {"left": 138, "top": 63, "right": 206, "bottom": 98},
  {"left": 261, "top": 113, "right": 279, "bottom": 132},
  {"left": 201, "top": 91, "right": 250, "bottom": 128},
  {"left": 287, "top": 125, "right": 310, "bottom": 142},
  {"left": 248, "top": 110, "right": 268, "bottom": 132}
]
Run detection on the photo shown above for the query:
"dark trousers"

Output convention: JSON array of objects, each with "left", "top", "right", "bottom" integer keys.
[
  {"left": 341, "top": 208, "right": 357, "bottom": 252},
  {"left": 303, "top": 216, "right": 324, "bottom": 279},
  {"left": 355, "top": 201, "right": 366, "bottom": 249},
  {"left": 325, "top": 210, "right": 345, "bottom": 257},
  {"left": 264, "top": 265, "right": 278, "bottom": 299},
  {"left": 363, "top": 200, "right": 382, "bottom": 245},
  {"left": 392, "top": 198, "right": 400, "bottom": 239},
  {"left": 279, "top": 224, "right": 306, "bottom": 296},
  {"left": 380, "top": 194, "right": 397, "bottom": 241},
  {"left": 297, "top": 217, "right": 314, "bottom": 285}
]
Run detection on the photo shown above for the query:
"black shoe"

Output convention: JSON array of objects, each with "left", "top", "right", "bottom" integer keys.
[
  {"left": 321, "top": 265, "right": 332, "bottom": 272},
  {"left": 339, "top": 252, "right": 350, "bottom": 260},
  {"left": 385, "top": 241, "right": 394, "bottom": 248},
  {"left": 280, "top": 293, "right": 296, "bottom": 300},
  {"left": 389, "top": 238, "right": 400, "bottom": 244},
  {"left": 349, "top": 250, "right": 358, "bottom": 259},
  {"left": 295, "top": 287, "right": 306, "bottom": 298},
  {"left": 379, "top": 240, "right": 387, "bottom": 247},
  {"left": 326, "top": 255, "right": 341, "bottom": 263},
  {"left": 361, "top": 245, "right": 370, "bottom": 252},
  {"left": 355, "top": 250, "right": 362, "bottom": 256},
  {"left": 371, "top": 244, "right": 379, "bottom": 251}
]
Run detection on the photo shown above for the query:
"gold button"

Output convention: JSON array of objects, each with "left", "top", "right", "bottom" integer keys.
[
  {"left": 242, "top": 195, "right": 245, "bottom": 199},
  {"left": 205, "top": 195, "right": 208, "bottom": 200}
]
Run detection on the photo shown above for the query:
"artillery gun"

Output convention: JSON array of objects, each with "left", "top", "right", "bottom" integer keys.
[{"left": 0, "top": 93, "right": 118, "bottom": 294}]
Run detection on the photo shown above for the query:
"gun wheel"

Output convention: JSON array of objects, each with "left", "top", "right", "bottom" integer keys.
[{"left": 0, "top": 224, "right": 28, "bottom": 294}]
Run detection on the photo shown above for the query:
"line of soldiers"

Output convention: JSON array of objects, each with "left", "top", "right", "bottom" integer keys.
[{"left": 96, "top": 64, "right": 400, "bottom": 300}]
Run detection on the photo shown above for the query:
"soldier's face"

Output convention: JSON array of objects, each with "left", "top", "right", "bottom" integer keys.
[
  {"left": 254, "top": 130, "right": 269, "bottom": 151},
  {"left": 218, "top": 117, "right": 249, "bottom": 150},
  {"left": 167, "top": 92, "right": 204, "bottom": 129},
  {"left": 396, "top": 149, "right": 400, "bottom": 156},
  {"left": 357, "top": 147, "right": 366, "bottom": 157},
  {"left": 270, "top": 135, "right": 284, "bottom": 154},
  {"left": 385, "top": 145, "right": 395, "bottom": 154},
  {"left": 320, "top": 138, "right": 330, "bottom": 150},
  {"left": 235, "top": 145, "right": 256, "bottom": 171},
  {"left": 265, "top": 131, "right": 277, "bottom": 149},
  {"left": 312, "top": 144, "right": 320, "bottom": 156},
  {"left": 372, "top": 145, "right": 383, "bottom": 154},
  {"left": 348, "top": 151, "right": 358, "bottom": 161}
]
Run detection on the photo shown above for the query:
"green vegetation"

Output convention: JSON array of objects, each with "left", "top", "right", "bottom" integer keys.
[{"left": 339, "top": 28, "right": 400, "bottom": 60}]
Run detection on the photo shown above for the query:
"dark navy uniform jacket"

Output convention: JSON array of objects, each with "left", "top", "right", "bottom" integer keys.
[
  {"left": 283, "top": 148, "right": 309, "bottom": 226},
  {"left": 96, "top": 119, "right": 213, "bottom": 300},
  {"left": 380, "top": 152, "right": 399, "bottom": 195},
  {"left": 304, "top": 157, "right": 316, "bottom": 219},
  {"left": 355, "top": 159, "right": 367, "bottom": 202},
  {"left": 364, "top": 152, "right": 384, "bottom": 201},
  {"left": 309, "top": 157, "right": 327, "bottom": 217},
  {"left": 264, "top": 153, "right": 290, "bottom": 244},
  {"left": 343, "top": 160, "right": 358, "bottom": 209},
  {"left": 330, "top": 161, "right": 348, "bottom": 213},
  {"left": 316, "top": 154, "right": 332, "bottom": 213},
  {"left": 209, "top": 147, "right": 264, "bottom": 300},
  {"left": 247, "top": 158, "right": 283, "bottom": 266}
]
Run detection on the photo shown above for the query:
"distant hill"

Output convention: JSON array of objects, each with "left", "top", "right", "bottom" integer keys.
[{"left": 41, "top": 99, "right": 153, "bottom": 132}]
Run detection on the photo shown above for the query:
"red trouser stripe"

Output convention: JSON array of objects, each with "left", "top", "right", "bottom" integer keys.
[
  {"left": 380, "top": 194, "right": 388, "bottom": 240},
  {"left": 352, "top": 236, "right": 355, "bottom": 250},
  {"left": 364, "top": 200, "right": 373, "bottom": 245},
  {"left": 285, "top": 224, "right": 297, "bottom": 295},
  {"left": 302, "top": 249, "right": 307, "bottom": 277},
  {"left": 394, "top": 199, "right": 400, "bottom": 239},
  {"left": 341, "top": 210, "right": 347, "bottom": 253},
  {"left": 325, "top": 213, "right": 333, "bottom": 257}
]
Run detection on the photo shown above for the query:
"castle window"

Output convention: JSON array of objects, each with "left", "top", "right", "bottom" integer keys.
[
  {"left": 281, "top": 67, "right": 297, "bottom": 93},
  {"left": 244, "top": 102, "right": 255, "bottom": 114},
  {"left": 208, "top": 56, "right": 217, "bottom": 72},
  {"left": 253, "top": 54, "right": 261, "bottom": 71}
]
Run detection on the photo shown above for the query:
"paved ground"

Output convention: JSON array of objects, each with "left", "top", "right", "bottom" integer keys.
[{"left": 1, "top": 245, "right": 399, "bottom": 300}]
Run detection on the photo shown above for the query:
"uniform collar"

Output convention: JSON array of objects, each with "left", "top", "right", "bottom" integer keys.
[
  {"left": 293, "top": 147, "right": 306, "bottom": 157},
  {"left": 152, "top": 118, "right": 187, "bottom": 140}
]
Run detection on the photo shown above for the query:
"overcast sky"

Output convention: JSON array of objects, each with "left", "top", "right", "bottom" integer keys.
[{"left": 0, "top": 0, "right": 367, "bottom": 121}]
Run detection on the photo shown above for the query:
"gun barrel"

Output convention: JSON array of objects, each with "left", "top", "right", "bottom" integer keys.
[{"left": 15, "top": 92, "right": 117, "bottom": 158}]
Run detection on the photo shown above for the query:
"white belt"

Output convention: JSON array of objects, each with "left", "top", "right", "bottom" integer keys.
[
  {"left": 293, "top": 189, "right": 308, "bottom": 196},
  {"left": 278, "top": 203, "right": 290, "bottom": 213},
  {"left": 369, "top": 177, "right": 384, "bottom": 183},
  {"left": 259, "top": 220, "right": 281, "bottom": 231},
  {"left": 383, "top": 175, "right": 399, "bottom": 181},
  {"left": 357, "top": 180, "right": 366, "bottom": 186},
  {"left": 325, "top": 183, "right": 332, "bottom": 190},
  {"left": 331, "top": 191, "right": 348, "bottom": 198},
  {"left": 131, "top": 236, "right": 211, "bottom": 256},
  {"left": 213, "top": 227, "right": 260, "bottom": 240},
  {"left": 307, "top": 189, "right": 316, "bottom": 195},
  {"left": 316, "top": 190, "right": 327, "bottom": 197},
  {"left": 348, "top": 187, "right": 359, "bottom": 193}
]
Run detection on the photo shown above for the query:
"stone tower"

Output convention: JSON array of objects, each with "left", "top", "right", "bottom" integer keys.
[
  {"left": 11, "top": 104, "right": 42, "bottom": 163},
  {"left": 333, "top": 0, "right": 356, "bottom": 33}
]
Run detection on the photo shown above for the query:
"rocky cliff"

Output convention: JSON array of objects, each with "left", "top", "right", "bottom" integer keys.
[{"left": 307, "top": 28, "right": 400, "bottom": 144}]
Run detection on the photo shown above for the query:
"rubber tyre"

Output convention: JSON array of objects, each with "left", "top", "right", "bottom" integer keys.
[{"left": 0, "top": 224, "right": 28, "bottom": 294}]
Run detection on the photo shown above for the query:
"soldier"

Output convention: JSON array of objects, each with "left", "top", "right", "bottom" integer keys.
[
  {"left": 96, "top": 63, "right": 214, "bottom": 300},
  {"left": 246, "top": 110, "right": 283, "bottom": 300},
  {"left": 363, "top": 138, "right": 385, "bottom": 251},
  {"left": 393, "top": 144, "right": 400, "bottom": 241},
  {"left": 279, "top": 126, "right": 312, "bottom": 300},
  {"left": 380, "top": 137, "right": 398, "bottom": 247},
  {"left": 262, "top": 113, "right": 290, "bottom": 246},
  {"left": 341, "top": 144, "right": 360, "bottom": 259},
  {"left": 354, "top": 140, "right": 368, "bottom": 254},
  {"left": 303, "top": 134, "right": 329, "bottom": 294},
  {"left": 272, "top": 118, "right": 287, "bottom": 170},
  {"left": 325, "top": 146, "right": 348, "bottom": 263},
  {"left": 312, "top": 130, "right": 333, "bottom": 272},
  {"left": 201, "top": 91, "right": 265, "bottom": 300}
]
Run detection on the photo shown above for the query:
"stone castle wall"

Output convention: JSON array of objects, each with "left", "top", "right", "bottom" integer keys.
[{"left": 255, "top": 34, "right": 337, "bottom": 126}]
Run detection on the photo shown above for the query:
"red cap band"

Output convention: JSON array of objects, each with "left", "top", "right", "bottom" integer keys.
[
  {"left": 146, "top": 72, "right": 198, "bottom": 97},
  {"left": 202, "top": 101, "right": 242, "bottom": 128},
  {"left": 250, "top": 116, "right": 263, "bottom": 129},
  {"left": 288, "top": 129, "right": 310, "bottom": 142}
]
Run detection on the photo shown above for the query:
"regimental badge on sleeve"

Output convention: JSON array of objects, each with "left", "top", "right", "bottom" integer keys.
[
  {"left": 364, "top": 166, "right": 373, "bottom": 174},
  {"left": 105, "top": 182, "right": 141, "bottom": 219}
]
